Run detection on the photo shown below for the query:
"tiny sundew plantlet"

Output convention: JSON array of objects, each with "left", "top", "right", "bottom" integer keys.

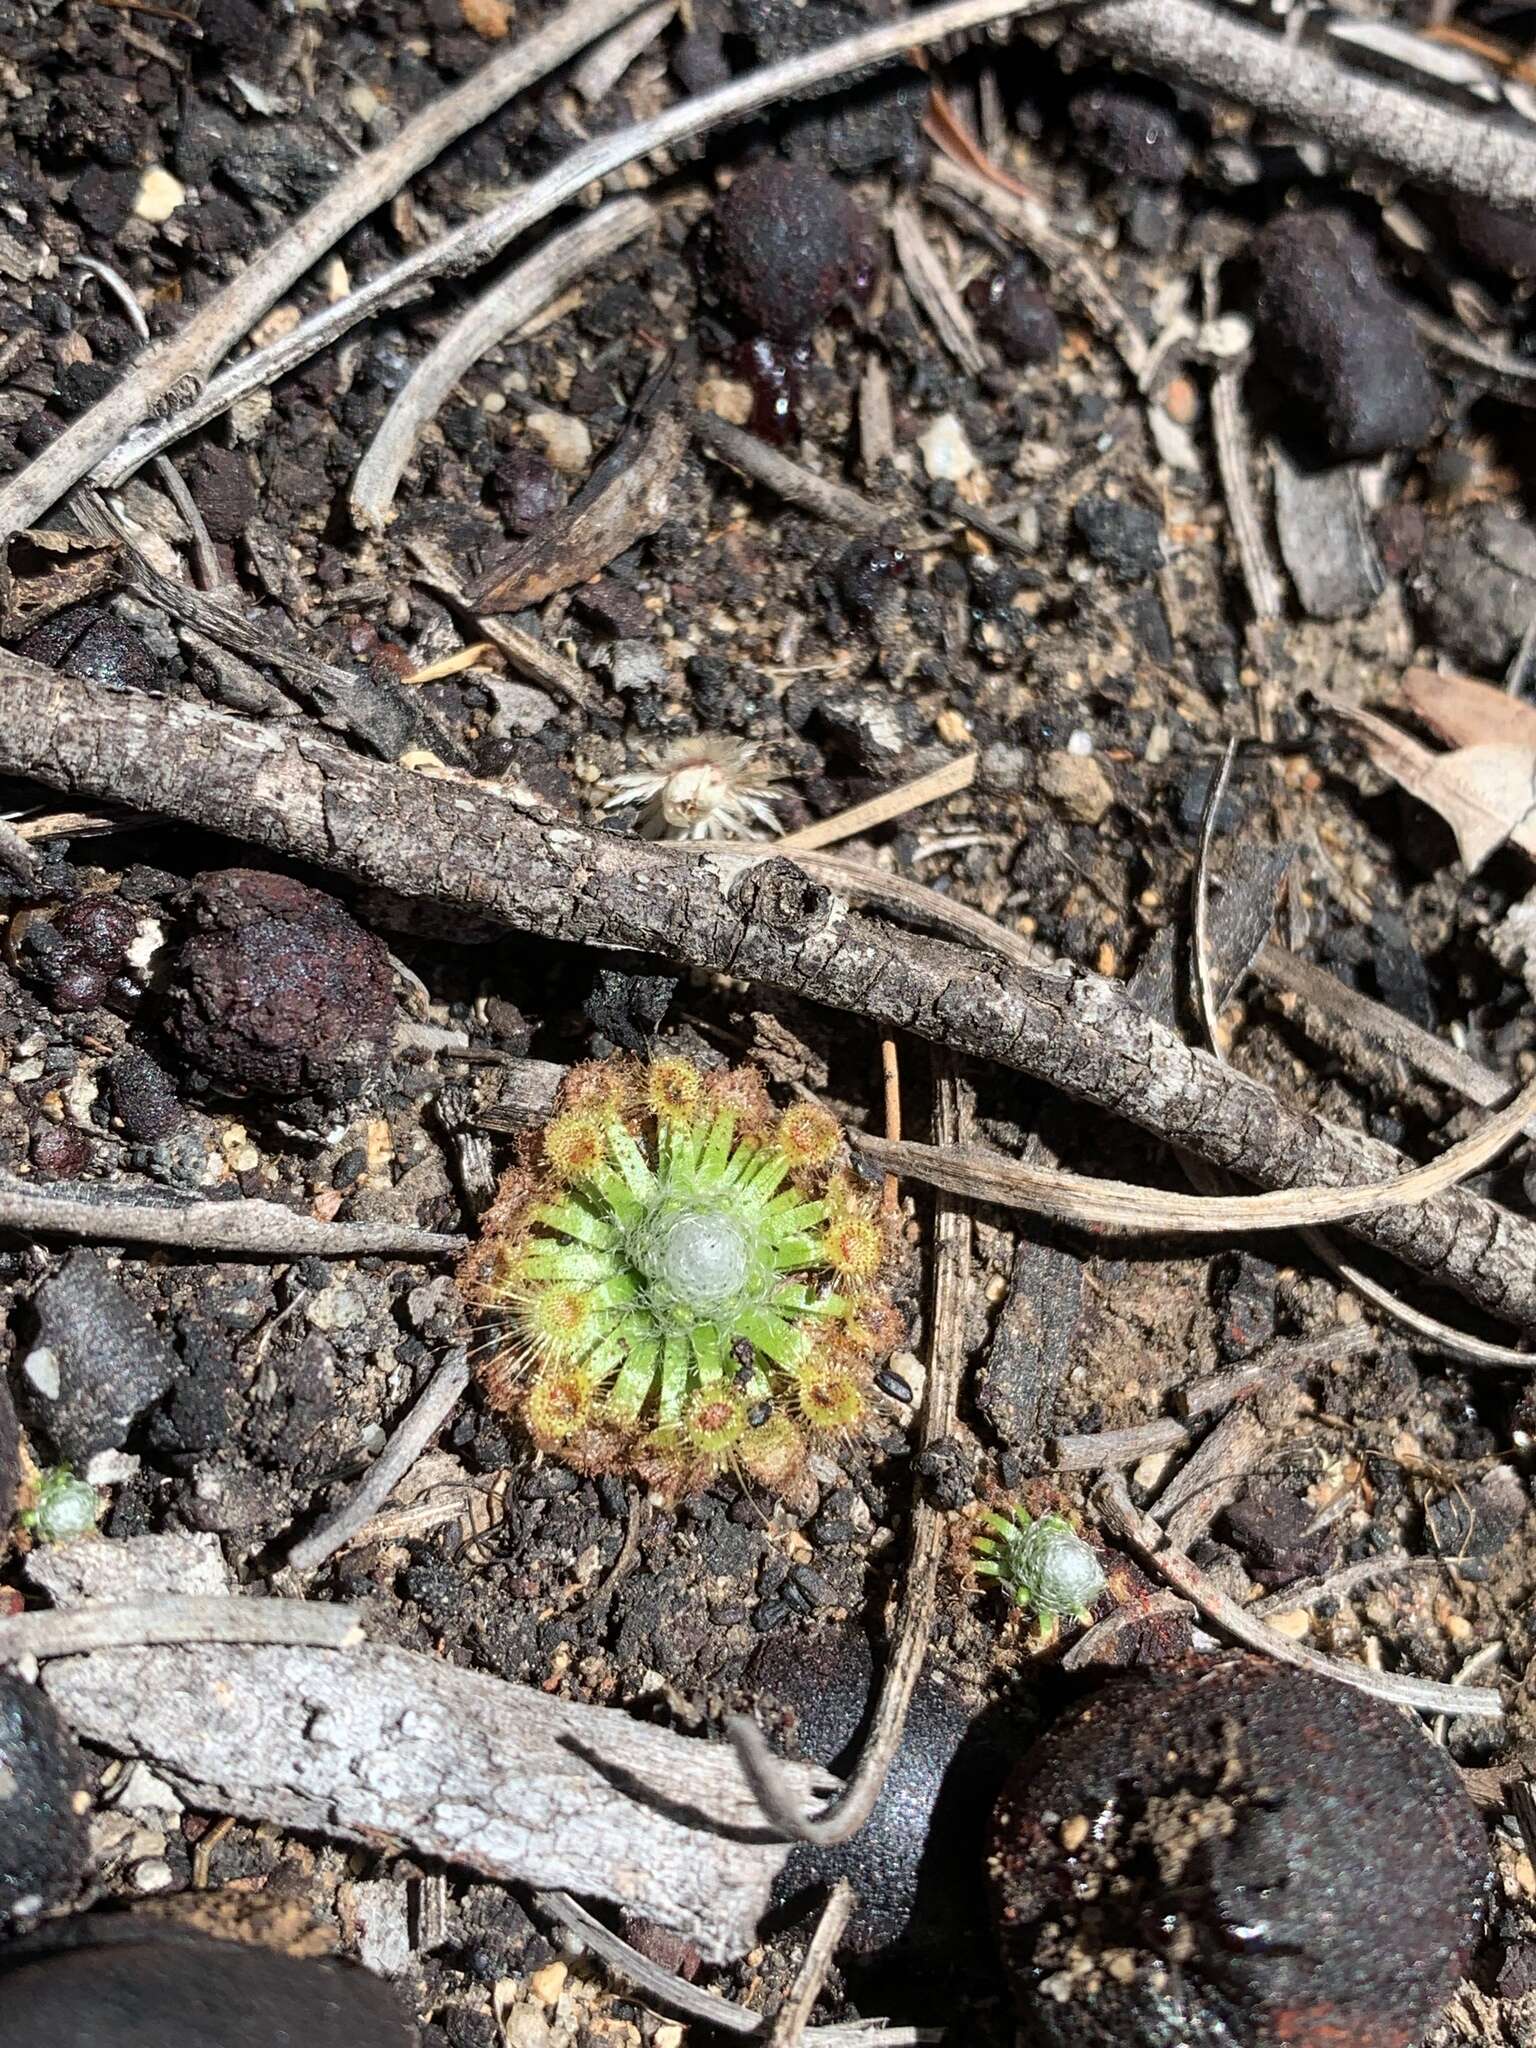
[
  {"left": 459, "top": 1056, "right": 902, "bottom": 1497},
  {"left": 973, "top": 1502, "right": 1105, "bottom": 1642},
  {"left": 19, "top": 1466, "right": 101, "bottom": 1544}
]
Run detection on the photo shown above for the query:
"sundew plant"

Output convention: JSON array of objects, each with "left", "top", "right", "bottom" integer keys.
[{"left": 460, "top": 1057, "right": 902, "bottom": 1496}]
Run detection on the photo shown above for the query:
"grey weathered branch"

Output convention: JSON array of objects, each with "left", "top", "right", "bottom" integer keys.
[
  {"left": 36, "top": 1537, "right": 826, "bottom": 1959},
  {"left": 0, "top": 1175, "right": 462, "bottom": 1260},
  {"left": 3, "top": 663, "right": 1536, "bottom": 1335},
  {"left": 1079, "top": 0, "right": 1536, "bottom": 219}
]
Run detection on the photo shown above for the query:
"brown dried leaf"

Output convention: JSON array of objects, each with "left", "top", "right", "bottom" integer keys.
[
  {"left": 470, "top": 412, "right": 686, "bottom": 614},
  {"left": 1345, "top": 703, "right": 1536, "bottom": 870},
  {"left": 1400, "top": 664, "right": 1536, "bottom": 750}
]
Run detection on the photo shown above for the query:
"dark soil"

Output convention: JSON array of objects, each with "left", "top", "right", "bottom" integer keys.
[{"left": 1, "top": 3, "right": 1535, "bottom": 2046}]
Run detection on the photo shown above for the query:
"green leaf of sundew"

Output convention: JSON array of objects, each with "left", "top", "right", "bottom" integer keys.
[
  {"left": 606, "top": 1338, "right": 660, "bottom": 1424},
  {"left": 607, "top": 1124, "right": 657, "bottom": 1204},
  {"left": 516, "top": 1245, "right": 623, "bottom": 1286},
  {"left": 769, "top": 1234, "right": 826, "bottom": 1271},
  {"left": 736, "top": 1306, "right": 808, "bottom": 1367},
  {"left": 694, "top": 1111, "right": 737, "bottom": 1189},
  {"left": 690, "top": 1322, "right": 727, "bottom": 1386},
  {"left": 533, "top": 1196, "right": 621, "bottom": 1248},
  {"left": 761, "top": 1193, "right": 828, "bottom": 1235},
  {"left": 585, "top": 1163, "right": 646, "bottom": 1230},
  {"left": 739, "top": 1148, "right": 791, "bottom": 1201},
  {"left": 658, "top": 1328, "right": 692, "bottom": 1424},
  {"left": 719, "top": 1139, "right": 766, "bottom": 1190}
]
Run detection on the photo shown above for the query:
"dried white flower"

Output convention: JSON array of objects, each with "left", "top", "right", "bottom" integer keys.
[{"left": 602, "top": 736, "right": 785, "bottom": 841}]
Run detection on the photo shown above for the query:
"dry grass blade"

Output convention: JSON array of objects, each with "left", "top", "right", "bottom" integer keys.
[
  {"left": 770, "top": 753, "right": 978, "bottom": 852},
  {"left": 351, "top": 196, "right": 656, "bottom": 530},
  {"left": 1192, "top": 737, "right": 1238, "bottom": 1049},
  {"left": 856, "top": 1069, "right": 1536, "bottom": 1231},
  {"left": 728, "top": 1061, "right": 968, "bottom": 1844},
  {"left": 891, "top": 195, "right": 986, "bottom": 376},
  {"left": 1093, "top": 1474, "right": 1503, "bottom": 1718}
]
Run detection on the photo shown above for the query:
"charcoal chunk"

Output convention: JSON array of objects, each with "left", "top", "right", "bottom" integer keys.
[
  {"left": 23, "top": 1252, "right": 177, "bottom": 1464},
  {"left": 1251, "top": 210, "right": 1439, "bottom": 460}
]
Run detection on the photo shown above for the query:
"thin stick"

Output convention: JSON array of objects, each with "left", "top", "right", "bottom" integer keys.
[
  {"left": 535, "top": 1891, "right": 935, "bottom": 2046},
  {"left": 1255, "top": 941, "right": 1518, "bottom": 1114},
  {"left": 1250, "top": 1553, "right": 1448, "bottom": 1618},
  {"left": 1211, "top": 373, "right": 1285, "bottom": 621},
  {"left": 772, "top": 754, "right": 979, "bottom": 853},
  {"left": 1178, "top": 1320, "right": 1377, "bottom": 1418},
  {"left": 880, "top": 1036, "right": 902, "bottom": 1218},
  {"left": 767, "top": 1882, "right": 856, "bottom": 2048},
  {"left": 1192, "top": 737, "right": 1238, "bottom": 1050},
  {"left": 90, "top": 0, "right": 1075, "bottom": 497},
  {"left": 1304, "top": 1231, "right": 1536, "bottom": 1368},
  {"left": 1093, "top": 1474, "right": 1503, "bottom": 1717},
  {"left": 0, "top": 1596, "right": 364, "bottom": 1662},
  {"left": 0, "top": 0, "right": 651, "bottom": 534},
  {"left": 728, "top": 1063, "right": 969, "bottom": 1845},
  {"left": 854, "top": 1072, "right": 1536, "bottom": 1232},
  {"left": 0, "top": 1176, "right": 462, "bottom": 1260},
  {"left": 350, "top": 197, "right": 656, "bottom": 530},
  {"left": 8, "top": 665, "right": 1536, "bottom": 1334},
  {"left": 692, "top": 412, "right": 890, "bottom": 535},
  {"left": 1080, "top": 0, "right": 1536, "bottom": 219},
  {"left": 286, "top": 1350, "right": 472, "bottom": 1572},
  {"left": 1050, "top": 1418, "right": 1190, "bottom": 1470},
  {"left": 407, "top": 542, "right": 595, "bottom": 707}
]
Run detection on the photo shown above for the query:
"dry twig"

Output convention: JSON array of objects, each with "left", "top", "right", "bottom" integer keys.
[
  {"left": 350, "top": 197, "right": 656, "bottom": 530},
  {"left": 0, "top": 1596, "right": 363, "bottom": 1662},
  {"left": 767, "top": 1883, "right": 856, "bottom": 2048},
  {"left": 0, "top": 0, "right": 651, "bottom": 533},
  {"left": 1093, "top": 1474, "right": 1503, "bottom": 1717},
  {"left": 1080, "top": 0, "right": 1536, "bottom": 218},
  {"left": 285, "top": 1350, "right": 472, "bottom": 1572},
  {"left": 0, "top": 1175, "right": 462, "bottom": 1260},
  {"left": 6, "top": 665, "right": 1536, "bottom": 1333},
  {"left": 692, "top": 412, "right": 889, "bottom": 535},
  {"left": 854, "top": 1071, "right": 1536, "bottom": 1231}
]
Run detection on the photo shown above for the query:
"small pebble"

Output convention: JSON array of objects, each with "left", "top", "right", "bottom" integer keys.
[
  {"left": 524, "top": 411, "right": 591, "bottom": 475},
  {"left": 874, "top": 1367, "right": 913, "bottom": 1403},
  {"left": 965, "top": 260, "right": 1062, "bottom": 364},
  {"left": 15, "top": 895, "right": 145, "bottom": 1015},
  {"left": 133, "top": 167, "right": 184, "bottom": 223},
  {"left": 1069, "top": 78, "right": 1193, "bottom": 185},
  {"left": 918, "top": 411, "right": 976, "bottom": 483},
  {"left": 1072, "top": 493, "right": 1162, "bottom": 580}
]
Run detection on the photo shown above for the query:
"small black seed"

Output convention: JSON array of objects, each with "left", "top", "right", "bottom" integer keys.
[
  {"left": 783, "top": 1580, "right": 814, "bottom": 1615},
  {"left": 748, "top": 1401, "right": 774, "bottom": 1427},
  {"left": 753, "top": 1596, "right": 792, "bottom": 1631},
  {"left": 875, "top": 1367, "right": 913, "bottom": 1403}
]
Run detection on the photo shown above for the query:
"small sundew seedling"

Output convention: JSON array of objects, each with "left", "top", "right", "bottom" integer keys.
[
  {"left": 19, "top": 1466, "right": 101, "bottom": 1544},
  {"left": 460, "top": 1057, "right": 901, "bottom": 1497},
  {"left": 973, "top": 1502, "right": 1105, "bottom": 1643}
]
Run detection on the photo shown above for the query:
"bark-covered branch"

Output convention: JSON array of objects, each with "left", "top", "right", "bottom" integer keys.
[
  {"left": 3, "top": 664, "right": 1535, "bottom": 1333},
  {"left": 34, "top": 1537, "right": 822, "bottom": 1959}
]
